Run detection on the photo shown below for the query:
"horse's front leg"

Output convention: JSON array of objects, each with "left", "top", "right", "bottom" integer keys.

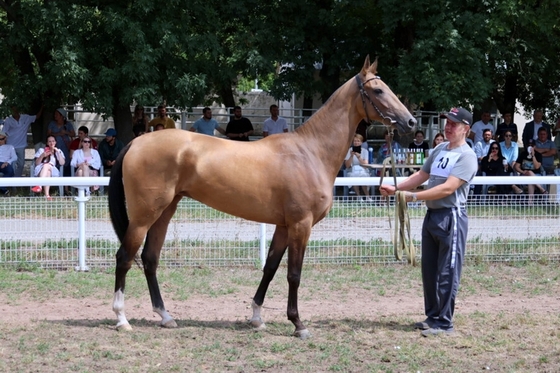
[{"left": 251, "top": 225, "right": 288, "bottom": 330}]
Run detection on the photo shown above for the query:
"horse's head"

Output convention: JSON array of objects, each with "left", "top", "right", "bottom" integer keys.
[{"left": 356, "top": 55, "right": 416, "bottom": 135}]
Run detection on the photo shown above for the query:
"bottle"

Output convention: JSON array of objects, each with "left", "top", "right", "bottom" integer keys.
[
  {"left": 416, "top": 149, "right": 422, "bottom": 165},
  {"left": 527, "top": 146, "right": 533, "bottom": 159},
  {"left": 368, "top": 147, "right": 373, "bottom": 164}
]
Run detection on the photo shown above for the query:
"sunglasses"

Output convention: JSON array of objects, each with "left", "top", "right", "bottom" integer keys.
[
  {"left": 82, "top": 140, "right": 91, "bottom": 143},
  {"left": 491, "top": 147, "right": 499, "bottom": 150},
  {"left": 504, "top": 134, "right": 512, "bottom": 137}
]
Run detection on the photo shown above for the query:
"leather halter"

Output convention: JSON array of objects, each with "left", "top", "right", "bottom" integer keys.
[{"left": 355, "top": 74, "right": 396, "bottom": 126}]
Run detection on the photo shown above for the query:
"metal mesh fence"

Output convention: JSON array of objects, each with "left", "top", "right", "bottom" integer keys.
[{"left": 0, "top": 193, "right": 558, "bottom": 270}]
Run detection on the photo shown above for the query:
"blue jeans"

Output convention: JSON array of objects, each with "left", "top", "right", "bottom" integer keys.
[{"left": 0, "top": 163, "right": 15, "bottom": 192}]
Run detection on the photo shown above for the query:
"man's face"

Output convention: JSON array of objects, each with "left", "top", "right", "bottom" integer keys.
[
  {"left": 270, "top": 107, "right": 279, "bottom": 117},
  {"left": 481, "top": 113, "right": 491, "bottom": 124},
  {"left": 78, "top": 130, "right": 87, "bottom": 139},
  {"left": 158, "top": 107, "right": 166, "bottom": 117},
  {"left": 504, "top": 113, "right": 512, "bottom": 123},
  {"left": 483, "top": 130, "right": 492, "bottom": 142},
  {"left": 234, "top": 108, "right": 242, "bottom": 118},
  {"left": 105, "top": 136, "right": 114, "bottom": 143},
  {"left": 538, "top": 130, "right": 547, "bottom": 142},
  {"left": 203, "top": 110, "right": 212, "bottom": 119},
  {"left": 534, "top": 111, "right": 543, "bottom": 122}
]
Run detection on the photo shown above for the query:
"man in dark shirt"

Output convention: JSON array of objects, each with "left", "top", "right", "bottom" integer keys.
[
  {"left": 495, "top": 112, "right": 518, "bottom": 142},
  {"left": 98, "top": 128, "right": 124, "bottom": 174},
  {"left": 225, "top": 106, "right": 253, "bottom": 141}
]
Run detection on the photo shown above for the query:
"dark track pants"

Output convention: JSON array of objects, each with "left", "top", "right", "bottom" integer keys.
[{"left": 421, "top": 207, "right": 468, "bottom": 330}]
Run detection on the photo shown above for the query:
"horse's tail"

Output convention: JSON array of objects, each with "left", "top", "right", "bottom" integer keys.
[{"left": 108, "top": 143, "right": 132, "bottom": 243}]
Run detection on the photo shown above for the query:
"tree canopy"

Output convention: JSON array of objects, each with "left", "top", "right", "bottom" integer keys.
[{"left": 1, "top": 0, "right": 559, "bottom": 142}]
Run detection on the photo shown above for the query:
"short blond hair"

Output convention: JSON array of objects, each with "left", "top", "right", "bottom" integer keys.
[{"left": 353, "top": 133, "right": 364, "bottom": 142}]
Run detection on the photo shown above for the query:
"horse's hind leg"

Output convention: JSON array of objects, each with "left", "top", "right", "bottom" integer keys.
[
  {"left": 113, "top": 225, "right": 147, "bottom": 331},
  {"left": 141, "top": 197, "right": 181, "bottom": 328},
  {"left": 251, "top": 225, "right": 288, "bottom": 330}
]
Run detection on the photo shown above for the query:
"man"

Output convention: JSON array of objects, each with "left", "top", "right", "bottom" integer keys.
[
  {"left": 225, "top": 106, "right": 253, "bottom": 141},
  {"left": 3, "top": 105, "right": 43, "bottom": 177},
  {"left": 0, "top": 132, "right": 17, "bottom": 196},
  {"left": 468, "top": 111, "right": 494, "bottom": 145},
  {"left": 148, "top": 105, "right": 176, "bottom": 130},
  {"left": 495, "top": 112, "right": 518, "bottom": 142},
  {"left": 189, "top": 107, "right": 226, "bottom": 136},
  {"left": 534, "top": 127, "right": 556, "bottom": 174},
  {"left": 473, "top": 129, "right": 495, "bottom": 195},
  {"left": 522, "top": 109, "right": 551, "bottom": 149},
  {"left": 69, "top": 126, "right": 98, "bottom": 159},
  {"left": 380, "top": 107, "right": 477, "bottom": 337},
  {"left": 98, "top": 128, "right": 124, "bottom": 174},
  {"left": 262, "top": 104, "right": 288, "bottom": 137}
]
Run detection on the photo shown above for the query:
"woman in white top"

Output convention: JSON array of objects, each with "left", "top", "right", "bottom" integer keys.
[
  {"left": 71, "top": 137, "right": 102, "bottom": 193},
  {"left": 32, "top": 135, "right": 66, "bottom": 200},
  {"left": 344, "top": 133, "right": 372, "bottom": 201}
]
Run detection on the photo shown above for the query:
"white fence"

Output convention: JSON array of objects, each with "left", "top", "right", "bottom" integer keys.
[{"left": 0, "top": 176, "right": 559, "bottom": 270}]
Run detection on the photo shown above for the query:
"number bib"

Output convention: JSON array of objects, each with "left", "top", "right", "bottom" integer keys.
[{"left": 430, "top": 151, "right": 461, "bottom": 178}]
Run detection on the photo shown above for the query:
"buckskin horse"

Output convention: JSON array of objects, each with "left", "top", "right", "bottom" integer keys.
[{"left": 108, "top": 56, "right": 416, "bottom": 339}]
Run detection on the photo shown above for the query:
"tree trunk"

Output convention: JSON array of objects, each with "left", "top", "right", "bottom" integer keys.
[{"left": 112, "top": 104, "right": 134, "bottom": 145}]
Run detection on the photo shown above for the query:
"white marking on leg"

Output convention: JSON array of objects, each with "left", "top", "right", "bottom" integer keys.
[
  {"left": 153, "top": 307, "right": 177, "bottom": 328},
  {"left": 250, "top": 300, "right": 266, "bottom": 330},
  {"left": 112, "top": 290, "right": 131, "bottom": 330}
]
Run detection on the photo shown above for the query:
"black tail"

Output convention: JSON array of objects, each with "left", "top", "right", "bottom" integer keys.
[{"left": 108, "top": 143, "right": 133, "bottom": 243}]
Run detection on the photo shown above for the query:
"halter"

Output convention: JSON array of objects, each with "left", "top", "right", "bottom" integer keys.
[{"left": 355, "top": 74, "right": 396, "bottom": 126}]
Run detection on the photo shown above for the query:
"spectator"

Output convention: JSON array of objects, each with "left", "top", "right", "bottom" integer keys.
[
  {"left": 554, "top": 118, "right": 560, "bottom": 159},
  {"left": 522, "top": 109, "right": 551, "bottom": 149},
  {"left": 495, "top": 112, "right": 518, "bottom": 142},
  {"left": 47, "top": 108, "right": 75, "bottom": 174},
  {"left": 154, "top": 123, "right": 165, "bottom": 131},
  {"left": 469, "top": 111, "right": 494, "bottom": 145},
  {"left": 499, "top": 130, "right": 522, "bottom": 194},
  {"left": 431, "top": 133, "right": 445, "bottom": 149},
  {"left": 514, "top": 139, "right": 547, "bottom": 203},
  {"left": 377, "top": 129, "right": 401, "bottom": 164},
  {"left": 31, "top": 135, "right": 66, "bottom": 200},
  {"left": 132, "top": 105, "right": 149, "bottom": 135},
  {"left": 69, "top": 126, "right": 98, "bottom": 159},
  {"left": 148, "top": 105, "right": 176, "bottom": 129},
  {"left": 189, "top": 107, "right": 226, "bottom": 136},
  {"left": 3, "top": 105, "right": 44, "bottom": 177},
  {"left": 0, "top": 131, "right": 17, "bottom": 196},
  {"left": 98, "top": 128, "right": 125, "bottom": 174},
  {"left": 480, "top": 142, "right": 511, "bottom": 195},
  {"left": 343, "top": 134, "right": 372, "bottom": 201},
  {"left": 71, "top": 137, "right": 102, "bottom": 195},
  {"left": 473, "top": 129, "right": 495, "bottom": 195},
  {"left": 408, "top": 130, "right": 430, "bottom": 151},
  {"left": 225, "top": 106, "right": 254, "bottom": 141},
  {"left": 534, "top": 127, "right": 557, "bottom": 174},
  {"left": 262, "top": 104, "right": 288, "bottom": 137}
]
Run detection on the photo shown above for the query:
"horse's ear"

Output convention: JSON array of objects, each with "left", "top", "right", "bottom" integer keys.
[
  {"left": 361, "top": 55, "right": 371, "bottom": 75},
  {"left": 369, "top": 57, "right": 378, "bottom": 75}
]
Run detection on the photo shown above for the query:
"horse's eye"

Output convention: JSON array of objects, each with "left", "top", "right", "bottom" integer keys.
[{"left": 373, "top": 89, "right": 383, "bottom": 95}]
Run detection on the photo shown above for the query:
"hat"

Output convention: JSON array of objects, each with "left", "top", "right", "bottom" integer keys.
[
  {"left": 56, "top": 108, "right": 67, "bottom": 119},
  {"left": 444, "top": 107, "right": 472, "bottom": 126},
  {"left": 0, "top": 131, "right": 7, "bottom": 138},
  {"left": 528, "top": 138, "right": 536, "bottom": 146},
  {"left": 105, "top": 128, "right": 117, "bottom": 137}
]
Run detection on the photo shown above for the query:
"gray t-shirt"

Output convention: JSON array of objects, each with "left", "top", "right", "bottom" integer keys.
[{"left": 421, "top": 142, "right": 477, "bottom": 209}]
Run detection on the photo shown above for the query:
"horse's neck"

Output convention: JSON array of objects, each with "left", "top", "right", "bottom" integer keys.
[{"left": 295, "top": 81, "right": 360, "bottom": 175}]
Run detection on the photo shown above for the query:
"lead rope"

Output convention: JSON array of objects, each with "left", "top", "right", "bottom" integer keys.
[{"left": 379, "top": 136, "right": 416, "bottom": 266}]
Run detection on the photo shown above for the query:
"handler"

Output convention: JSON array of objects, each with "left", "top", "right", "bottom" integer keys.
[{"left": 380, "top": 107, "right": 477, "bottom": 337}]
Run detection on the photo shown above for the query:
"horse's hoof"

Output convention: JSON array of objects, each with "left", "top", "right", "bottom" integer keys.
[
  {"left": 250, "top": 318, "right": 266, "bottom": 330},
  {"left": 116, "top": 323, "right": 132, "bottom": 332},
  {"left": 161, "top": 319, "right": 178, "bottom": 328},
  {"left": 293, "top": 329, "right": 311, "bottom": 340}
]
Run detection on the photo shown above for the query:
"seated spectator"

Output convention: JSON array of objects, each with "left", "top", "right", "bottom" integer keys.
[
  {"left": 344, "top": 134, "right": 372, "bottom": 201},
  {"left": 432, "top": 133, "right": 445, "bottom": 148},
  {"left": 513, "top": 139, "right": 547, "bottom": 203},
  {"left": 154, "top": 123, "right": 165, "bottom": 131},
  {"left": 473, "top": 129, "right": 495, "bottom": 195},
  {"left": 69, "top": 126, "right": 98, "bottom": 159},
  {"left": 408, "top": 130, "right": 430, "bottom": 152},
  {"left": 71, "top": 137, "right": 102, "bottom": 195},
  {"left": 480, "top": 143, "right": 511, "bottom": 195},
  {"left": 0, "top": 131, "right": 17, "bottom": 196},
  {"left": 377, "top": 129, "right": 401, "bottom": 163},
  {"left": 31, "top": 135, "right": 66, "bottom": 200},
  {"left": 534, "top": 127, "right": 556, "bottom": 174},
  {"left": 499, "top": 130, "right": 522, "bottom": 194},
  {"left": 98, "top": 128, "right": 125, "bottom": 175}
]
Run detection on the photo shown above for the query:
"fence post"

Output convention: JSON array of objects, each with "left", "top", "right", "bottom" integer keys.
[{"left": 74, "top": 188, "right": 90, "bottom": 271}]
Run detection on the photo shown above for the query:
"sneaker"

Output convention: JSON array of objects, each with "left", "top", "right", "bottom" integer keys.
[
  {"left": 3, "top": 189, "right": 10, "bottom": 197},
  {"left": 365, "top": 197, "right": 374, "bottom": 202},
  {"left": 413, "top": 319, "right": 433, "bottom": 330},
  {"left": 421, "top": 327, "right": 454, "bottom": 337},
  {"left": 31, "top": 186, "right": 42, "bottom": 193}
]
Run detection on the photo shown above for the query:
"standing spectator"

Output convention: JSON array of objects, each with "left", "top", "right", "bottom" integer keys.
[
  {"left": 495, "top": 112, "right": 518, "bottom": 142},
  {"left": 148, "top": 105, "right": 176, "bottom": 130},
  {"left": 343, "top": 134, "right": 372, "bottom": 201},
  {"left": 0, "top": 132, "right": 17, "bottom": 196},
  {"left": 534, "top": 127, "right": 557, "bottom": 174},
  {"left": 31, "top": 135, "right": 66, "bottom": 200},
  {"left": 98, "top": 128, "right": 125, "bottom": 174},
  {"left": 408, "top": 130, "right": 430, "bottom": 151},
  {"left": 3, "top": 105, "right": 44, "bottom": 177},
  {"left": 469, "top": 111, "right": 494, "bottom": 145},
  {"left": 71, "top": 137, "right": 102, "bottom": 195},
  {"left": 225, "top": 106, "right": 253, "bottom": 141},
  {"left": 132, "top": 105, "right": 150, "bottom": 135},
  {"left": 522, "top": 109, "right": 551, "bottom": 149},
  {"left": 189, "top": 107, "right": 226, "bottom": 136},
  {"left": 379, "top": 107, "right": 477, "bottom": 337},
  {"left": 69, "top": 126, "right": 98, "bottom": 159},
  {"left": 262, "top": 104, "right": 288, "bottom": 137}
]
